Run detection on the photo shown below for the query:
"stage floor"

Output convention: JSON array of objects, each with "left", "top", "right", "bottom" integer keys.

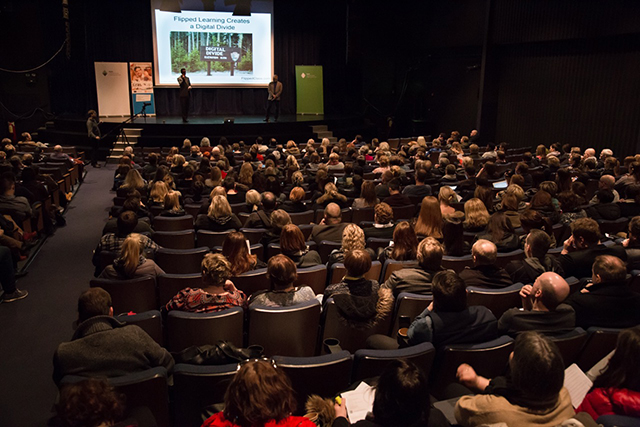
[{"left": 101, "top": 114, "right": 328, "bottom": 126}]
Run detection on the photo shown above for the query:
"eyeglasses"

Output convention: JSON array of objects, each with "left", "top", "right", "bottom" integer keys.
[{"left": 236, "top": 357, "right": 277, "bottom": 371}]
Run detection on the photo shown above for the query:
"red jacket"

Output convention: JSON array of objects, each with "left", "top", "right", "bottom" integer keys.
[
  {"left": 202, "top": 412, "right": 315, "bottom": 427},
  {"left": 577, "top": 387, "right": 640, "bottom": 420}
]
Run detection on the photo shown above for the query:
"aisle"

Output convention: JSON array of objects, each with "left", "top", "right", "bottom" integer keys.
[{"left": 0, "top": 166, "right": 115, "bottom": 427}]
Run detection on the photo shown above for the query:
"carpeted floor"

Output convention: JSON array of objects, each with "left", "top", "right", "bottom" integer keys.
[{"left": 0, "top": 165, "right": 115, "bottom": 426}]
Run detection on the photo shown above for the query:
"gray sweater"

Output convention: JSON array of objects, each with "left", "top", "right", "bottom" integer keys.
[{"left": 53, "top": 316, "right": 174, "bottom": 385}]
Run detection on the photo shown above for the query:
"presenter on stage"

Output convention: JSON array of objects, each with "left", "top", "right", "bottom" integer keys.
[
  {"left": 178, "top": 68, "right": 192, "bottom": 123},
  {"left": 86, "top": 109, "right": 101, "bottom": 168},
  {"left": 265, "top": 74, "right": 283, "bottom": 123}
]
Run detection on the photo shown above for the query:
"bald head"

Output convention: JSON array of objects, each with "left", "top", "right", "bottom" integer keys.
[
  {"left": 600, "top": 175, "right": 615, "bottom": 190},
  {"left": 472, "top": 239, "right": 497, "bottom": 265},
  {"left": 583, "top": 148, "right": 596, "bottom": 159},
  {"left": 533, "top": 272, "right": 570, "bottom": 311},
  {"left": 324, "top": 203, "right": 342, "bottom": 225}
]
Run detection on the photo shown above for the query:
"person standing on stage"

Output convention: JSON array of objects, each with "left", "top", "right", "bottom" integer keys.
[
  {"left": 86, "top": 110, "right": 101, "bottom": 168},
  {"left": 265, "top": 74, "right": 283, "bottom": 123},
  {"left": 178, "top": 68, "right": 192, "bottom": 123}
]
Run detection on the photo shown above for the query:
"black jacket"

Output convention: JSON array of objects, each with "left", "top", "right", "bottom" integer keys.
[
  {"left": 559, "top": 244, "right": 627, "bottom": 279},
  {"left": 459, "top": 265, "right": 513, "bottom": 288},
  {"left": 565, "top": 281, "right": 640, "bottom": 329}
]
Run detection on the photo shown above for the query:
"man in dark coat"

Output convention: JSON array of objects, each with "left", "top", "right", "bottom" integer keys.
[{"left": 459, "top": 240, "right": 513, "bottom": 288}]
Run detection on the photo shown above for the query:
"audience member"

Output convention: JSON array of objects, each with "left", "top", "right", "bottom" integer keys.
[
  {"left": 382, "top": 237, "right": 444, "bottom": 296},
  {"left": 222, "top": 231, "right": 266, "bottom": 276},
  {"left": 363, "top": 203, "right": 395, "bottom": 240},
  {"left": 0, "top": 246, "right": 28, "bottom": 302},
  {"left": 53, "top": 288, "right": 174, "bottom": 385},
  {"left": 279, "top": 224, "right": 322, "bottom": 267},
  {"left": 98, "top": 234, "right": 164, "bottom": 280},
  {"left": 459, "top": 240, "right": 513, "bottom": 288},
  {"left": 309, "top": 203, "right": 350, "bottom": 245},
  {"left": 565, "top": 255, "right": 640, "bottom": 328},
  {"left": 498, "top": 272, "right": 575, "bottom": 336},
  {"left": 505, "top": 229, "right": 563, "bottom": 284},
  {"left": 249, "top": 255, "right": 316, "bottom": 307},
  {"left": 476, "top": 212, "right": 520, "bottom": 252},
  {"left": 402, "top": 168, "right": 432, "bottom": 199},
  {"left": 415, "top": 196, "right": 443, "bottom": 239},
  {"left": 195, "top": 195, "right": 243, "bottom": 231},
  {"left": 244, "top": 191, "right": 277, "bottom": 228}
]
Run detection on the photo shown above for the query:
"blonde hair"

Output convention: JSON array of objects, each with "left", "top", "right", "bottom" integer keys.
[
  {"left": 286, "top": 155, "right": 299, "bottom": 170},
  {"left": 122, "top": 169, "right": 145, "bottom": 190},
  {"left": 201, "top": 253, "right": 232, "bottom": 286},
  {"left": 504, "top": 184, "right": 525, "bottom": 202},
  {"left": 119, "top": 233, "right": 143, "bottom": 277},
  {"left": 150, "top": 181, "right": 170, "bottom": 203},
  {"left": 464, "top": 198, "right": 490, "bottom": 229},
  {"left": 208, "top": 195, "right": 232, "bottom": 219},
  {"left": 317, "top": 182, "right": 346, "bottom": 204},
  {"left": 238, "top": 163, "right": 253, "bottom": 186},
  {"left": 210, "top": 186, "right": 227, "bottom": 198},
  {"left": 341, "top": 223, "right": 366, "bottom": 252},
  {"left": 246, "top": 189, "right": 261, "bottom": 210},
  {"left": 163, "top": 192, "right": 181, "bottom": 212},
  {"left": 439, "top": 186, "right": 457, "bottom": 206}
]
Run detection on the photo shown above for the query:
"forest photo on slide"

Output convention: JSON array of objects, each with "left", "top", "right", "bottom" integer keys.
[{"left": 170, "top": 32, "right": 253, "bottom": 74}]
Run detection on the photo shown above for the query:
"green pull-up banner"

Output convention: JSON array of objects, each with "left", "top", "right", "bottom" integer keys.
[{"left": 295, "top": 65, "right": 324, "bottom": 115}]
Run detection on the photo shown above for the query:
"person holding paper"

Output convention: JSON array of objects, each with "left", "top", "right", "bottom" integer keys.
[
  {"left": 576, "top": 325, "right": 640, "bottom": 420},
  {"left": 454, "top": 331, "right": 575, "bottom": 426},
  {"left": 177, "top": 68, "right": 191, "bottom": 123}
]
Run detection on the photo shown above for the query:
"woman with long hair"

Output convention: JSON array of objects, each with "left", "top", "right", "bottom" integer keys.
[
  {"left": 222, "top": 232, "right": 265, "bottom": 276},
  {"left": 201, "top": 360, "right": 315, "bottom": 427},
  {"left": 99, "top": 234, "right": 164, "bottom": 280},
  {"left": 577, "top": 326, "right": 640, "bottom": 420},
  {"left": 148, "top": 180, "right": 170, "bottom": 207},
  {"left": 415, "top": 196, "right": 443, "bottom": 239},
  {"left": 313, "top": 182, "right": 348, "bottom": 209},
  {"left": 119, "top": 169, "right": 147, "bottom": 193},
  {"left": 463, "top": 198, "right": 490, "bottom": 232},
  {"left": 237, "top": 162, "right": 253, "bottom": 188},
  {"left": 205, "top": 166, "right": 223, "bottom": 189},
  {"left": 279, "top": 224, "right": 322, "bottom": 267},
  {"left": 477, "top": 212, "right": 520, "bottom": 252},
  {"left": 195, "top": 195, "right": 243, "bottom": 231},
  {"left": 160, "top": 192, "right": 186, "bottom": 217},
  {"left": 439, "top": 186, "right": 458, "bottom": 216},
  {"left": 352, "top": 180, "right": 379, "bottom": 208},
  {"left": 474, "top": 185, "right": 495, "bottom": 214},
  {"left": 378, "top": 221, "right": 419, "bottom": 264},
  {"left": 248, "top": 254, "right": 316, "bottom": 308},
  {"left": 442, "top": 211, "right": 467, "bottom": 256},
  {"left": 529, "top": 190, "right": 560, "bottom": 224}
]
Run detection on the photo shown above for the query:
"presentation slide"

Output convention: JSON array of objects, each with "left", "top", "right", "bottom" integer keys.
[{"left": 151, "top": 8, "right": 273, "bottom": 88}]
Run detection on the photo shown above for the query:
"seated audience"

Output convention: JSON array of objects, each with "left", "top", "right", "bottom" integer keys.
[
  {"left": 500, "top": 193, "right": 521, "bottom": 229},
  {"left": 327, "top": 223, "right": 375, "bottom": 269},
  {"left": 565, "top": 255, "right": 640, "bottom": 329},
  {"left": 309, "top": 203, "right": 350, "bottom": 245},
  {"left": 195, "top": 195, "right": 243, "bottom": 231},
  {"left": 557, "top": 191, "right": 587, "bottom": 226},
  {"left": 261, "top": 209, "right": 292, "bottom": 247},
  {"left": 98, "top": 234, "right": 164, "bottom": 280},
  {"left": 0, "top": 176, "right": 32, "bottom": 223},
  {"left": 313, "top": 182, "right": 348, "bottom": 210},
  {"left": 53, "top": 287, "right": 174, "bottom": 385},
  {"left": 455, "top": 331, "right": 574, "bottom": 426},
  {"left": 159, "top": 192, "right": 185, "bottom": 217},
  {"left": 363, "top": 202, "right": 395, "bottom": 240},
  {"left": 222, "top": 232, "right": 266, "bottom": 276},
  {"left": 442, "top": 211, "right": 467, "bottom": 257},
  {"left": 323, "top": 249, "right": 392, "bottom": 327},
  {"left": 378, "top": 221, "right": 419, "bottom": 264},
  {"left": 589, "top": 174, "right": 620, "bottom": 204},
  {"left": 244, "top": 191, "right": 277, "bottom": 228},
  {"left": 498, "top": 272, "right": 575, "bottom": 336},
  {"left": 415, "top": 196, "right": 443, "bottom": 239},
  {"left": 623, "top": 216, "right": 640, "bottom": 271},
  {"left": 463, "top": 198, "right": 490, "bottom": 232},
  {"left": 352, "top": 180, "right": 379, "bottom": 209},
  {"left": 505, "top": 229, "right": 563, "bottom": 284},
  {"left": 382, "top": 179, "right": 412, "bottom": 207},
  {"left": 586, "top": 189, "right": 621, "bottom": 221},
  {"left": 163, "top": 253, "right": 247, "bottom": 313},
  {"left": 576, "top": 325, "right": 640, "bottom": 420},
  {"left": 279, "top": 224, "right": 322, "bottom": 267},
  {"left": 559, "top": 218, "right": 626, "bottom": 279},
  {"left": 439, "top": 186, "right": 458, "bottom": 216},
  {"left": 249, "top": 255, "right": 316, "bottom": 307},
  {"left": 402, "top": 168, "right": 432, "bottom": 199},
  {"left": 476, "top": 212, "right": 520, "bottom": 252},
  {"left": 459, "top": 240, "right": 513, "bottom": 288},
  {"left": 382, "top": 237, "right": 445, "bottom": 296},
  {"left": 201, "top": 360, "right": 315, "bottom": 427},
  {"left": 0, "top": 246, "right": 28, "bottom": 302},
  {"left": 619, "top": 184, "right": 640, "bottom": 218},
  {"left": 281, "top": 187, "right": 307, "bottom": 213}
]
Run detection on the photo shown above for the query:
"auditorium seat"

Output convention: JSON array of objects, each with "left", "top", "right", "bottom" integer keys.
[
  {"left": 352, "top": 207, "right": 375, "bottom": 225},
  {"left": 442, "top": 254, "right": 474, "bottom": 272},
  {"left": 166, "top": 307, "right": 244, "bottom": 352},
  {"left": 380, "top": 259, "right": 419, "bottom": 283},
  {"left": 366, "top": 237, "right": 391, "bottom": 255},
  {"left": 495, "top": 249, "right": 525, "bottom": 267},
  {"left": 577, "top": 327, "right": 621, "bottom": 371},
  {"left": 389, "top": 292, "right": 433, "bottom": 337},
  {"left": 248, "top": 299, "right": 321, "bottom": 357},
  {"left": 352, "top": 342, "right": 436, "bottom": 383},
  {"left": 196, "top": 229, "right": 235, "bottom": 249},
  {"left": 157, "top": 273, "right": 203, "bottom": 307},
  {"left": 173, "top": 363, "right": 239, "bottom": 427},
  {"left": 598, "top": 217, "right": 629, "bottom": 236},
  {"left": 430, "top": 335, "right": 514, "bottom": 399},
  {"left": 320, "top": 298, "right": 392, "bottom": 354},
  {"left": 392, "top": 205, "right": 417, "bottom": 221},
  {"left": 90, "top": 276, "right": 157, "bottom": 315},
  {"left": 155, "top": 247, "right": 209, "bottom": 274},
  {"left": 239, "top": 228, "right": 268, "bottom": 245},
  {"left": 294, "top": 265, "right": 328, "bottom": 295},
  {"left": 550, "top": 327, "right": 588, "bottom": 366},
  {"left": 273, "top": 351, "right": 353, "bottom": 415},
  {"left": 152, "top": 230, "right": 195, "bottom": 249},
  {"left": 117, "top": 310, "right": 163, "bottom": 347},
  {"left": 289, "top": 210, "right": 315, "bottom": 225},
  {"left": 318, "top": 240, "right": 342, "bottom": 264},
  {"left": 153, "top": 215, "right": 194, "bottom": 232},
  {"left": 232, "top": 268, "right": 269, "bottom": 296},
  {"left": 466, "top": 283, "right": 524, "bottom": 319}
]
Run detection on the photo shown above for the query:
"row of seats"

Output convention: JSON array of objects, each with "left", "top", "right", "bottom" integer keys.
[{"left": 59, "top": 325, "right": 622, "bottom": 427}]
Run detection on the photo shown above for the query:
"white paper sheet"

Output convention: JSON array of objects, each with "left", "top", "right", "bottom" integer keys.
[
  {"left": 341, "top": 382, "right": 376, "bottom": 422},
  {"left": 564, "top": 363, "right": 593, "bottom": 408}
]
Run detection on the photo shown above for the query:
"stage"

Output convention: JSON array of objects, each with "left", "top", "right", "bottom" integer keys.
[{"left": 36, "top": 114, "right": 377, "bottom": 151}]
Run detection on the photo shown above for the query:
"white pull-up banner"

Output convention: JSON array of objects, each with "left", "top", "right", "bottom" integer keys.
[{"left": 94, "top": 62, "right": 131, "bottom": 117}]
